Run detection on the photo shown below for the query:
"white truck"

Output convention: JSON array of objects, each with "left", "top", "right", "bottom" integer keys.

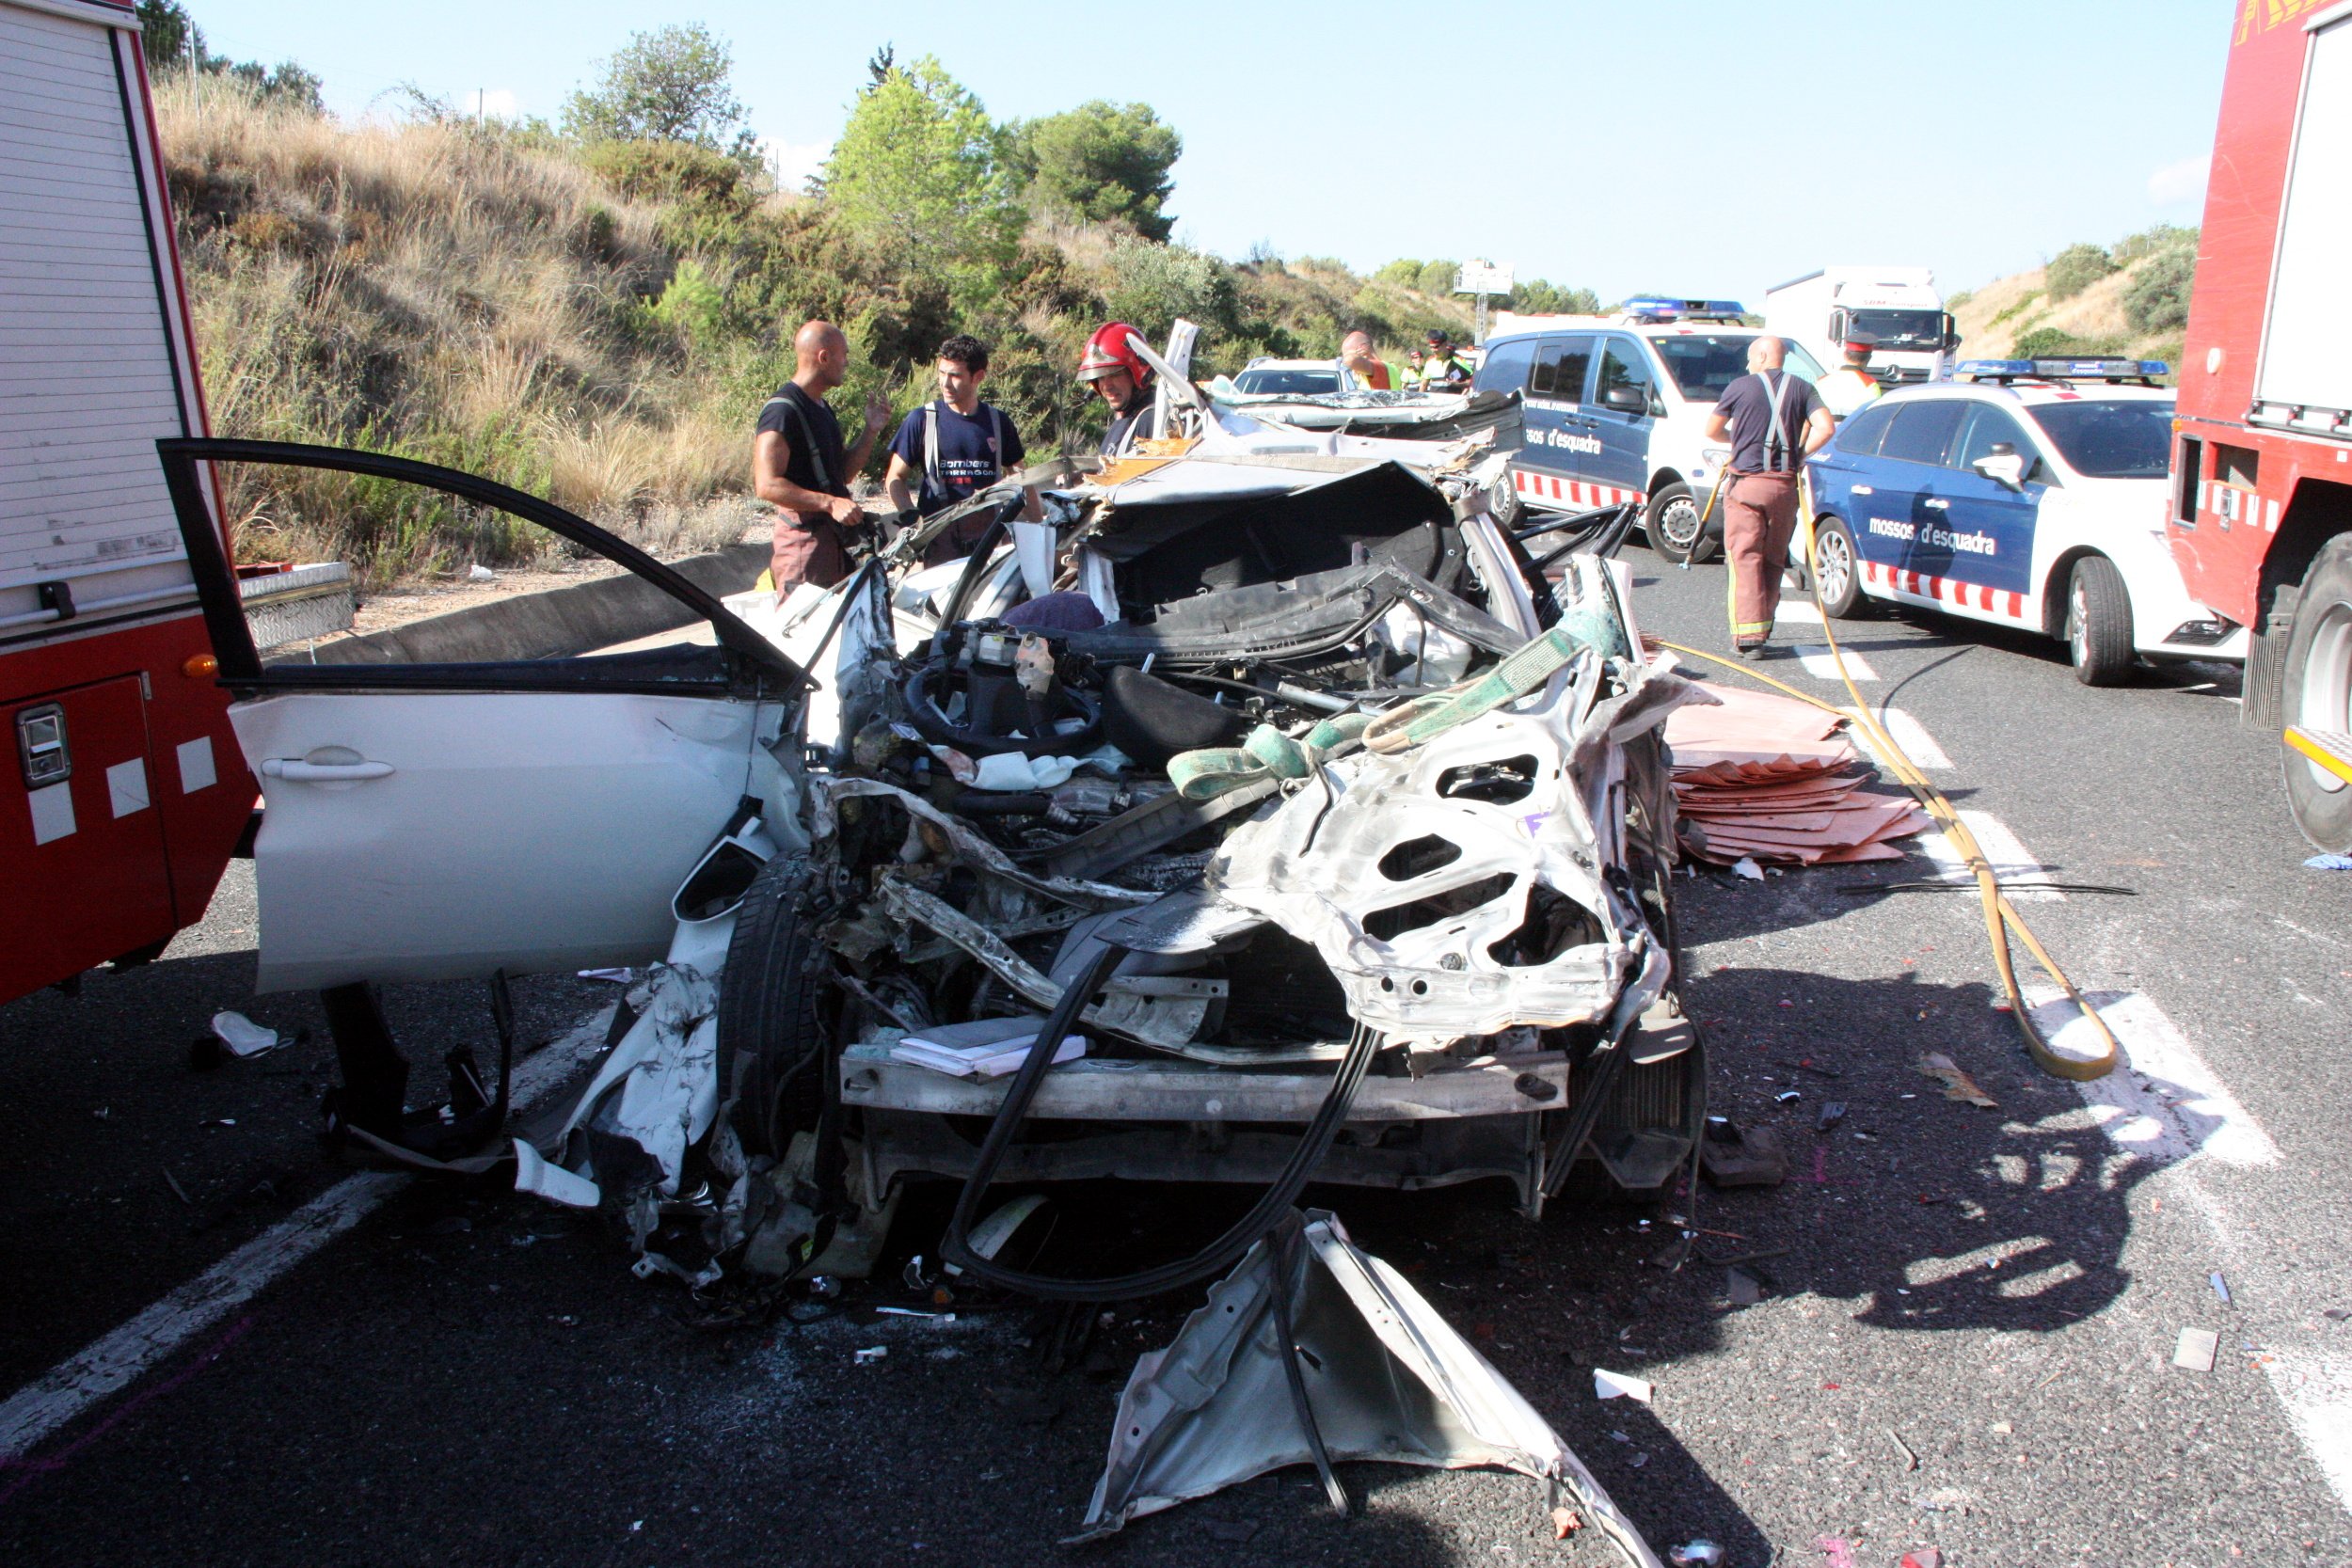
[{"left": 1763, "top": 267, "right": 1958, "bottom": 386}]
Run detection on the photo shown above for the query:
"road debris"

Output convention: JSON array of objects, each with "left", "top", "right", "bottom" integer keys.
[
  {"left": 2212, "top": 1271, "right": 2233, "bottom": 1305},
  {"left": 2173, "top": 1326, "right": 2220, "bottom": 1372},
  {"left": 1888, "top": 1427, "right": 1919, "bottom": 1471},
  {"left": 2302, "top": 852, "right": 2352, "bottom": 871},
  {"left": 1700, "top": 1117, "right": 1786, "bottom": 1187},
  {"left": 1594, "top": 1368, "right": 1653, "bottom": 1402},
  {"left": 1915, "top": 1052, "right": 1997, "bottom": 1107},
  {"left": 1668, "top": 1543, "right": 1724, "bottom": 1566},
  {"left": 1899, "top": 1550, "right": 1944, "bottom": 1568},
  {"left": 1552, "top": 1508, "right": 1583, "bottom": 1539},
  {"left": 853, "top": 1345, "right": 888, "bottom": 1366},
  {"left": 161, "top": 1166, "right": 194, "bottom": 1206},
  {"left": 1725, "top": 1268, "right": 1764, "bottom": 1307},
  {"left": 1815, "top": 1100, "right": 1847, "bottom": 1132},
  {"left": 1663, "top": 682, "right": 1929, "bottom": 865},
  {"left": 1075, "top": 1211, "right": 1665, "bottom": 1566},
  {"left": 1813, "top": 1536, "right": 1858, "bottom": 1568}
]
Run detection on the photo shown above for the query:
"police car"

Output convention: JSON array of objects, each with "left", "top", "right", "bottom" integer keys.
[
  {"left": 1473, "top": 297, "right": 1830, "bottom": 564},
  {"left": 1804, "top": 359, "right": 2249, "bottom": 685}
]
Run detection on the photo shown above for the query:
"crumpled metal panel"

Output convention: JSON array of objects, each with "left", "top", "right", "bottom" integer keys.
[
  {"left": 1207, "top": 657, "right": 1697, "bottom": 1047},
  {"left": 1077, "top": 1210, "right": 1664, "bottom": 1568}
]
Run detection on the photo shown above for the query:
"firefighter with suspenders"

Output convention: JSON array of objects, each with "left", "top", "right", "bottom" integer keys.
[
  {"left": 883, "top": 334, "right": 1043, "bottom": 566},
  {"left": 1703, "top": 335, "right": 1835, "bottom": 656}
]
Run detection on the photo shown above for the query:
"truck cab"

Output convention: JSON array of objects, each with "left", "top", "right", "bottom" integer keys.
[
  {"left": 1763, "top": 267, "right": 1959, "bottom": 388},
  {"left": 1477, "top": 299, "right": 1827, "bottom": 563}
]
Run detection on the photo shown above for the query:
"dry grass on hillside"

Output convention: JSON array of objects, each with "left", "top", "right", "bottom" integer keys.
[
  {"left": 1951, "top": 254, "right": 2185, "bottom": 372},
  {"left": 160, "top": 76, "right": 751, "bottom": 582}
]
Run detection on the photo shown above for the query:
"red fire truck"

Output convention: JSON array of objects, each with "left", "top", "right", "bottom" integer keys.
[
  {"left": 1, "top": 0, "right": 253, "bottom": 1003},
  {"left": 2169, "top": 0, "right": 2352, "bottom": 850}
]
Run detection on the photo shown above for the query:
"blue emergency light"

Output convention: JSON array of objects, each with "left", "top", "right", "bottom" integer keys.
[
  {"left": 1622, "top": 295, "right": 1747, "bottom": 323},
  {"left": 1957, "top": 357, "right": 2170, "bottom": 382}
]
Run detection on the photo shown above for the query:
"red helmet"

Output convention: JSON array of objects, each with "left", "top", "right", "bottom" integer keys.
[{"left": 1077, "top": 322, "right": 1151, "bottom": 384}]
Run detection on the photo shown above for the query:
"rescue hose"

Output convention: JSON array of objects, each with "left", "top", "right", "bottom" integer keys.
[{"left": 1659, "top": 483, "right": 2122, "bottom": 1084}]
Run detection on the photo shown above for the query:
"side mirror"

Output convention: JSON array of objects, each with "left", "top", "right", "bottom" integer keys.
[
  {"left": 1602, "top": 385, "right": 1647, "bottom": 414},
  {"left": 1941, "top": 312, "right": 1962, "bottom": 352},
  {"left": 1973, "top": 451, "right": 2027, "bottom": 489}
]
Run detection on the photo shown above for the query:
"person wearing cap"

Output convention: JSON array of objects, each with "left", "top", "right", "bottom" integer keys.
[
  {"left": 1077, "top": 321, "right": 1161, "bottom": 458},
  {"left": 753, "top": 319, "right": 890, "bottom": 591},
  {"left": 1703, "top": 335, "right": 1834, "bottom": 657},
  {"left": 1419, "top": 330, "right": 1473, "bottom": 391},
  {"left": 1817, "top": 335, "right": 1883, "bottom": 421}
]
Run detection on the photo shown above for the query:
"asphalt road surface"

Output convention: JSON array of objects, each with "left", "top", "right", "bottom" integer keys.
[{"left": 3, "top": 541, "right": 2347, "bottom": 1568}]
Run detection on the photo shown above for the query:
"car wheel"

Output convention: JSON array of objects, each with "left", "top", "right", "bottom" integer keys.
[
  {"left": 2280, "top": 535, "right": 2352, "bottom": 852},
  {"left": 2065, "top": 556, "right": 2135, "bottom": 687},
  {"left": 1810, "top": 513, "right": 1866, "bottom": 618},
  {"left": 716, "top": 854, "right": 833, "bottom": 1158},
  {"left": 1645, "top": 482, "right": 1716, "bottom": 565}
]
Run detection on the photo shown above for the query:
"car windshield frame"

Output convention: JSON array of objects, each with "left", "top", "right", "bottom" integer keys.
[
  {"left": 1233, "top": 368, "right": 1341, "bottom": 396},
  {"left": 2026, "top": 397, "right": 2174, "bottom": 480},
  {"left": 1846, "top": 309, "right": 1947, "bottom": 353},
  {"left": 1648, "top": 334, "right": 1827, "bottom": 402}
]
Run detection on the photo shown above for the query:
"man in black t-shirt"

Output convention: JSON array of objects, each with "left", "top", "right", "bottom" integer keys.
[
  {"left": 752, "top": 320, "right": 889, "bottom": 590},
  {"left": 1703, "top": 336, "right": 1833, "bottom": 655},
  {"left": 882, "top": 334, "right": 1043, "bottom": 565}
]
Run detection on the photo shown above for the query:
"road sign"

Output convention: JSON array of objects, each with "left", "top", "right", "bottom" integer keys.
[{"left": 1455, "top": 260, "right": 1515, "bottom": 296}]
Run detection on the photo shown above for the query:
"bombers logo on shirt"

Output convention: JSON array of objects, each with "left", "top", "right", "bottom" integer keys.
[{"left": 1867, "top": 516, "right": 1997, "bottom": 556}]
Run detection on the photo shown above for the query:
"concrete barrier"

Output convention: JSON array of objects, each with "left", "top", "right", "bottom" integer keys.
[{"left": 278, "top": 541, "right": 769, "bottom": 666}]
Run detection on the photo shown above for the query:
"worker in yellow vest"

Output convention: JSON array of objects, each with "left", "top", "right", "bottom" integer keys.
[{"left": 1816, "top": 334, "right": 1883, "bottom": 422}]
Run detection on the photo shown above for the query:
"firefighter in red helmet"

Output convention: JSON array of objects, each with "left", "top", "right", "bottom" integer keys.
[{"left": 1076, "top": 322, "right": 1161, "bottom": 457}]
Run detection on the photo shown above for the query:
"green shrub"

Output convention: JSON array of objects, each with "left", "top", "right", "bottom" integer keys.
[
  {"left": 1416, "top": 259, "right": 1459, "bottom": 297},
  {"left": 2012, "top": 325, "right": 2122, "bottom": 359},
  {"left": 2122, "top": 245, "right": 2196, "bottom": 334},
  {"left": 1374, "top": 259, "right": 1422, "bottom": 287},
  {"left": 2044, "top": 244, "right": 2117, "bottom": 300},
  {"left": 2113, "top": 223, "right": 2197, "bottom": 265},
  {"left": 1989, "top": 290, "right": 2043, "bottom": 328}
]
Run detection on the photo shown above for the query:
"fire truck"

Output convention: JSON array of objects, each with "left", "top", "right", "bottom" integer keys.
[
  {"left": 2169, "top": 0, "right": 2352, "bottom": 851},
  {"left": 1, "top": 0, "right": 253, "bottom": 1003}
]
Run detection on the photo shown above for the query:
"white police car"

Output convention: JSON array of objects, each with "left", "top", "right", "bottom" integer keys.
[
  {"left": 1804, "top": 359, "right": 2249, "bottom": 684},
  {"left": 1473, "top": 298, "right": 1829, "bottom": 564}
]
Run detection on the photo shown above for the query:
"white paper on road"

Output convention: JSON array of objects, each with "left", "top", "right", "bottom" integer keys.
[{"left": 2026, "top": 987, "right": 2280, "bottom": 1168}]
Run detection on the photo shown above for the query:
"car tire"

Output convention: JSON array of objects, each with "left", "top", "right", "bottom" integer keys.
[
  {"left": 1645, "top": 482, "right": 1716, "bottom": 565},
  {"left": 1810, "top": 513, "right": 1867, "bottom": 619},
  {"left": 2065, "top": 555, "right": 2135, "bottom": 687},
  {"left": 2280, "top": 535, "right": 2352, "bottom": 852},
  {"left": 716, "top": 854, "right": 833, "bottom": 1158}
]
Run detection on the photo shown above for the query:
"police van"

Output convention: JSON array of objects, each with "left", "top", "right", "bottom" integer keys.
[
  {"left": 1804, "top": 359, "right": 2249, "bottom": 685},
  {"left": 1474, "top": 298, "right": 1828, "bottom": 565}
]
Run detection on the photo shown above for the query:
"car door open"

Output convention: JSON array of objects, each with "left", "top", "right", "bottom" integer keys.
[{"left": 158, "top": 438, "right": 809, "bottom": 993}]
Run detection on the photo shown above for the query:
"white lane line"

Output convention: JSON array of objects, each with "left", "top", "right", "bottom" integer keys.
[
  {"left": 1773, "top": 602, "right": 1825, "bottom": 626},
  {"left": 2023, "top": 987, "right": 2280, "bottom": 1168},
  {"left": 1794, "top": 644, "right": 1879, "bottom": 681},
  {"left": 1845, "top": 706, "right": 1954, "bottom": 770},
  {"left": 0, "top": 1006, "right": 613, "bottom": 1461},
  {"left": 2265, "top": 1351, "right": 2352, "bottom": 1517},
  {"left": 1918, "top": 810, "right": 2062, "bottom": 900}
]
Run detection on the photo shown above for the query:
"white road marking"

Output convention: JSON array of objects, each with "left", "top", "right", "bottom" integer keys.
[
  {"left": 2264, "top": 1352, "right": 2352, "bottom": 1518},
  {"left": 1772, "top": 601, "right": 1825, "bottom": 626},
  {"left": 1846, "top": 706, "right": 1953, "bottom": 770},
  {"left": 1794, "top": 644, "right": 1879, "bottom": 682},
  {"left": 1917, "top": 810, "right": 2062, "bottom": 900},
  {"left": 0, "top": 1006, "right": 613, "bottom": 1462},
  {"left": 2024, "top": 987, "right": 2280, "bottom": 1168}
]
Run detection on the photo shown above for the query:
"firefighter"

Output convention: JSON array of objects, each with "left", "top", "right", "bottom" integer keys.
[
  {"left": 882, "top": 333, "right": 1043, "bottom": 565},
  {"left": 1076, "top": 322, "right": 1161, "bottom": 457},
  {"left": 752, "top": 320, "right": 889, "bottom": 591},
  {"left": 1419, "top": 329, "right": 1473, "bottom": 390},
  {"left": 1702, "top": 335, "right": 1834, "bottom": 657},
  {"left": 1817, "top": 334, "right": 1883, "bottom": 421}
]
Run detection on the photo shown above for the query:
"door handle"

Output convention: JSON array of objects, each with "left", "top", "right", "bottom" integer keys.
[
  {"left": 1922, "top": 498, "right": 1949, "bottom": 511},
  {"left": 262, "top": 759, "right": 395, "bottom": 782}
]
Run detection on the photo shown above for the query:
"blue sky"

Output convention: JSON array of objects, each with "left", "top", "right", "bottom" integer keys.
[{"left": 183, "top": 0, "right": 2229, "bottom": 302}]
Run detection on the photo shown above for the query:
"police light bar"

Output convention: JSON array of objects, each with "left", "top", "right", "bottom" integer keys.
[
  {"left": 1957, "top": 357, "right": 2170, "bottom": 382},
  {"left": 1621, "top": 295, "right": 1748, "bottom": 322}
]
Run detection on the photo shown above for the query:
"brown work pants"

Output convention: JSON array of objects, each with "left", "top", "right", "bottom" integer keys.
[
  {"left": 770, "top": 512, "right": 851, "bottom": 592},
  {"left": 1723, "top": 471, "right": 1801, "bottom": 644}
]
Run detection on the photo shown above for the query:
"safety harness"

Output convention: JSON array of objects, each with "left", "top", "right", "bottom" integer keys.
[
  {"left": 920, "top": 400, "right": 1010, "bottom": 512},
  {"left": 759, "top": 386, "right": 837, "bottom": 496},
  {"left": 1756, "top": 369, "right": 1799, "bottom": 475}
]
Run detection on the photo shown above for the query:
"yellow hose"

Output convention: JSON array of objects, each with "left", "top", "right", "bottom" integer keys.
[{"left": 1659, "top": 481, "right": 2121, "bottom": 1083}]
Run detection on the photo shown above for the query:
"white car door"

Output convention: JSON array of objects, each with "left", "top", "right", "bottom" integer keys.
[{"left": 162, "top": 440, "right": 809, "bottom": 994}]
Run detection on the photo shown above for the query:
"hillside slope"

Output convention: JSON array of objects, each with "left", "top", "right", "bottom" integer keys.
[
  {"left": 1950, "top": 230, "right": 2195, "bottom": 374},
  {"left": 157, "top": 77, "right": 1472, "bottom": 584}
]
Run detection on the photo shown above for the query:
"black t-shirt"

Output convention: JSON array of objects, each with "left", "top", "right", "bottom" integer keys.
[
  {"left": 1714, "top": 370, "right": 1826, "bottom": 474},
  {"left": 755, "top": 382, "right": 850, "bottom": 500}
]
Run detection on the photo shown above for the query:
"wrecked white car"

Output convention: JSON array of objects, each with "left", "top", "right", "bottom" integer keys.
[{"left": 161, "top": 436, "right": 1703, "bottom": 1267}]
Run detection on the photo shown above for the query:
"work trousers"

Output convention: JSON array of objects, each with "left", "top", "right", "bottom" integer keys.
[
  {"left": 1723, "top": 470, "right": 1801, "bottom": 644},
  {"left": 771, "top": 512, "right": 852, "bottom": 592}
]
